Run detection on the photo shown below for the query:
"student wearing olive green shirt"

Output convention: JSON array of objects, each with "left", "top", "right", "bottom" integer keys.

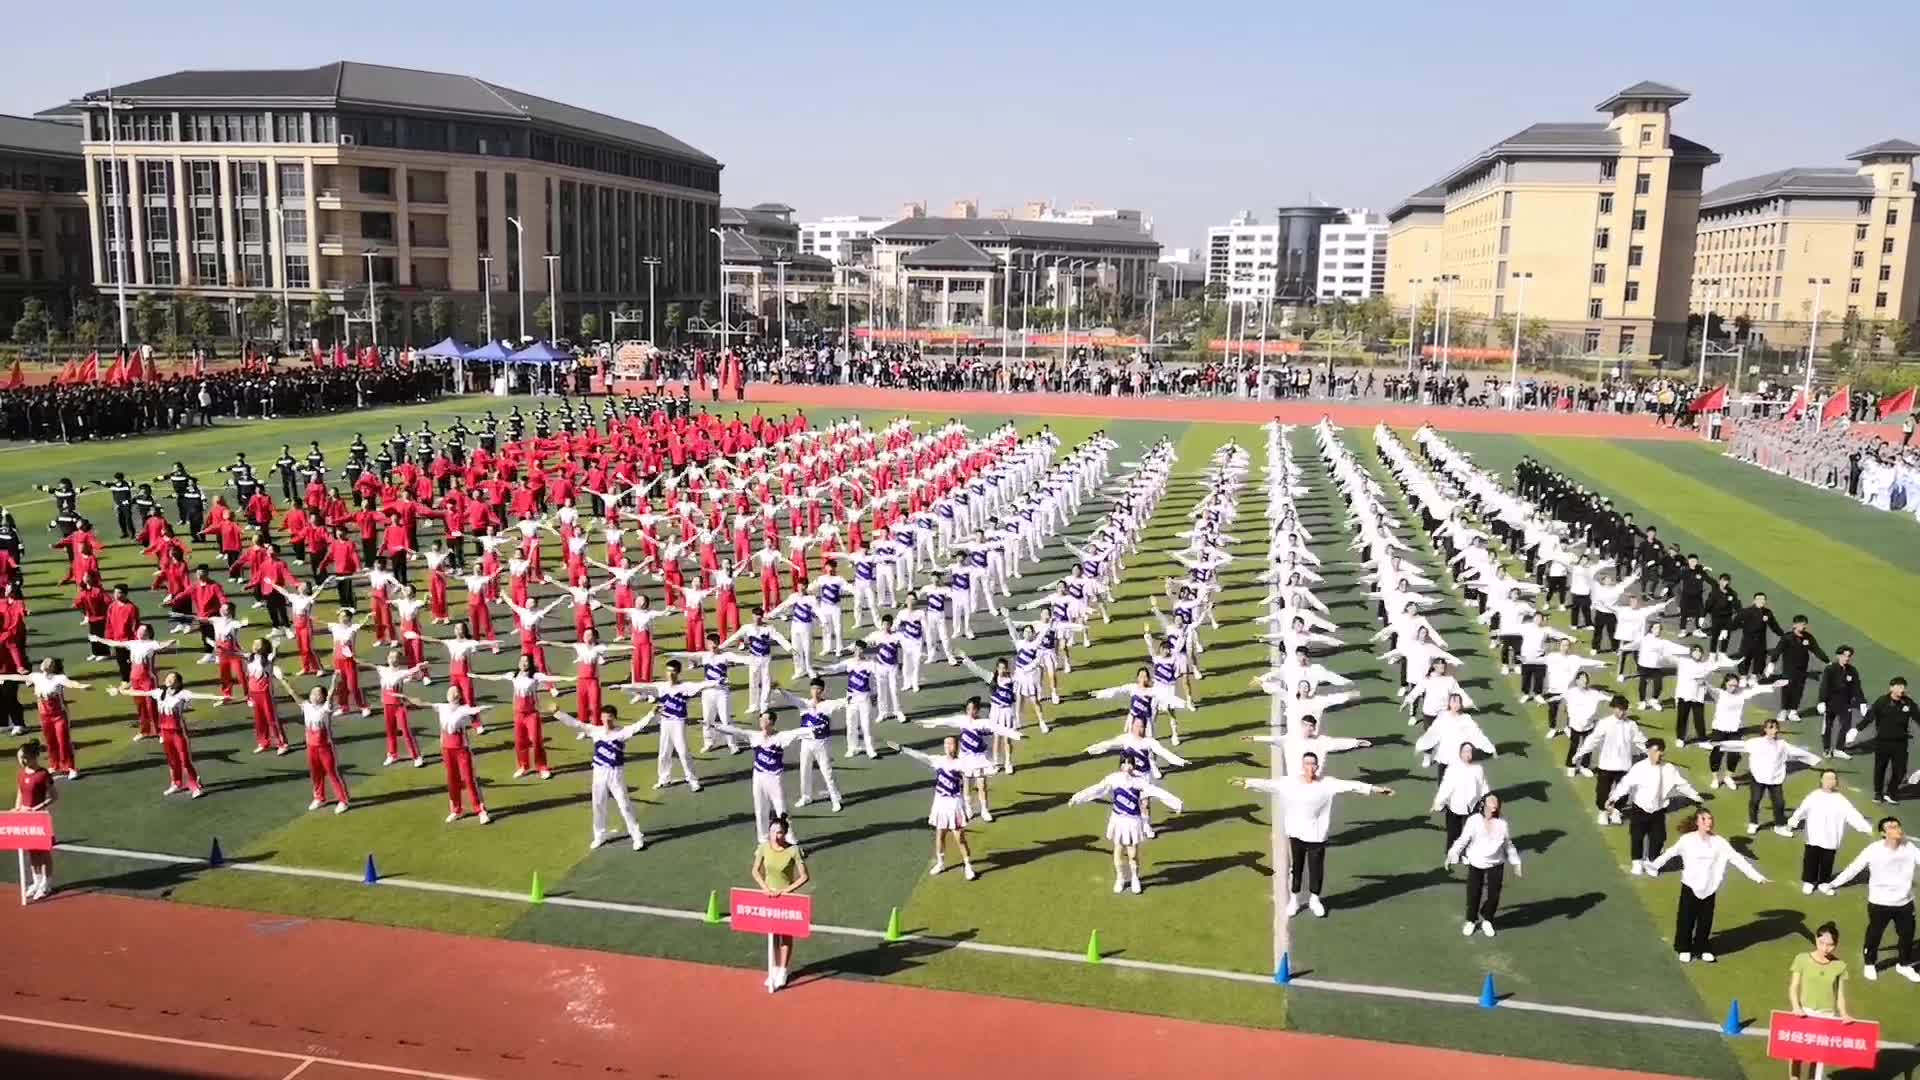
[
  {"left": 751, "top": 815, "right": 810, "bottom": 992},
  {"left": 1786, "top": 921, "right": 1854, "bottom": 1080}
]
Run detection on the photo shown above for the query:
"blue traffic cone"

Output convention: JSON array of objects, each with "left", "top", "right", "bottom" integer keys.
[
  {"left": 207, "top": 837, "right": 224, "bottom": 868},
  {"left": 1478, "top": 973, "right": 1498, "bottom": 1008},
  {"left": 1274, "top": 952, "right": 1292, "bottom": 985},
  {"left": 1721, "top": 999, "right": 1742, "bottom": 1036},
  {"left": 363, "top": 854, "right": 379, "bottom": 884}
]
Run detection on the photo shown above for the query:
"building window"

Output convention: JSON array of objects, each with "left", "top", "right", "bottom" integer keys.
[
  {"left": 1883, "top": 237, "right": 1896, "bottom": 254},
  {"left": 285, "top": 254, "right": 311, "bottom": 289},
  {"left": 1591, "top": 263, "right": 1607, "bottom": 284},
  {"left": 1600, "top": 159, "right": 1617, "bottom": 181},
  {"left": 280, "top": 208, "right": 307, "bottom": 244},
  {"left": 1598, "top": 193, "right": 1613, "bottom": 215},
  {"left": 1638, "top": 124, "right": 1654, "bottom": 146},
  {"left": 1881, "top": 264, "right": 1893, "bottom": 282},
  {"left": 142, "top": 160, "right": 169, "bottom": 195},
  {"left": 190, "top": 161, "right": 216, "bottom": 197},
  {"left": 1623, "top": 281, "right": 1640, "bottom": 302},
  {"left": 1627, "top": 245, "right": 1644, "bottom": 268},
  {"left": 1587, "top": 298, "right": 1604, "bottom": 319},
  {"left": 361, "top": 211, "right": 394, "bottom": 242},
  {"left": 1631, "top": 209, "right": 1647, "bottom": 231},
  {"left": 145, "top": 206, "right": 171, "bottom": 242},
  {"left": 1493, "top": 294, "right": 1506, "bottom": 317},
  {"left": 239, "top": 210, "right": 263, "bottom": 244},
  {"left": 195, "top": 252, "right": 223, "bottom": 285},
  {"left": 1856, "top": 224, "right": 1869, "bottom": 241},
  {"left": 277, "top": 163, "right": 305, "bottom": 199},
  {"left": 1875, "top": 291, "right": 1889, "bottom": 308},
  {"left": 1634, "top": 173, "right": 1651, "bottom": 195},
  {"left": 1859, "top": 199, "right": 1872, "bottom": 215},
  {"left": 148, "top": 252, "right": 175, "bottom": 285},
  {"left": 359, "top": 167, "right": 394, "bottom": 197},
  {"left": 1850, "top": 278, "right": 1862, "bottom": 294},
  {"left": 1501, "top": 191, "right": 1513, "bottom": 218},
  {"left": 1583, "top": 328, "right": 1602, "bottom": 352},
  {"left": 1853, "top": 251, "right": 1866, "bottom": 268},
  {"left": 241, "top": 253, "right": 266, "bottom": 286},
  {"left": 192, "top": 207, "right": 217, "bottom": 242},
  {"left": 1619, "top": 328, "right": 1637, "bottom": 354},
  {"left": 1595, "top": 227, "right": 1610, "bottom": 250},
  {"left": 1498, "top": 225, "right": 1509, "bottom": 254}
]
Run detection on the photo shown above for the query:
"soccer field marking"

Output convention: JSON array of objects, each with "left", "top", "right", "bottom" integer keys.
[
  {"left": 0, "top": 1011, "right": 488, "bottom": 1080},
  {"left": 53, "top": 841, "right": 1916, "bottom": 1050}
]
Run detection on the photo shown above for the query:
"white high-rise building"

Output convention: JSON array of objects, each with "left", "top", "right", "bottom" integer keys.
[
  {"left": 799, "top": 215, "right": 889, "bottom": 264},
  {"left": 1206, "top": 211, "right": 1278, "bottom": 302},
  {"left": 1316, "top": 210, "right": 1389, "bottom": 301}
]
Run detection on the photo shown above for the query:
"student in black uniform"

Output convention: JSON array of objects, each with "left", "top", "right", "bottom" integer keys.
[
  {"left": 34, "top": 479, "right": 82, "bottom": 536},
  {"left": 1817, "top": 646, "right": 1867, "bottom": 758},
  {"left": 1771, "top": 616, "right": 1830, "bottom": 723},
  {"left": 156, "top": 463, "right": 194, "bottom": 522},
  {"left": 1732, "top": 591, "right": 1785, "bottom": 677},
  {"left": 179, "top": 478, "right": 207, "bottom": 538},
  {"left": 1704, "top": 574, "right": 1740, "bottom": 653},
  {"left": 89, "top": 473, "right": 136, "bottom": 540},
  {"left": 274, "top": 445, "right": 300, "bottom": 501},
  {"left": 1849, "top": 678, "right": 1918, "bottom": 804}
]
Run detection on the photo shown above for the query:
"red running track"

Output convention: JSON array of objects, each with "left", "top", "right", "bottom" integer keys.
[{"left": 0, "top": 892, "right": 1683, "bottom": 1080}]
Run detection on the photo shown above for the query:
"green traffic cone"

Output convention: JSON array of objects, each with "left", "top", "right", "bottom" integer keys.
[
  {"left": 1085, "top": 929, "right": 1102, "bottom": 964},
  {"left": 529, "top": 871, "right": 544, "bottom": 904},
  {"left": 883, "top": 906, "right": 902, "bottom": 943},
  {"left": 704, "top": 889, "right": 723, "bottom": 924}
]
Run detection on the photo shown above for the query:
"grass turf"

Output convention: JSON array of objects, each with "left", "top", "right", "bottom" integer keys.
[{"left": 11, "top": 402, "right": 1898, "bottom": 1078}]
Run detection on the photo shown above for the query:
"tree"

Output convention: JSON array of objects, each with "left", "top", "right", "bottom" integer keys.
[
  {"left": 307, "top": 294, "right": 333, "bottom": 343},
  {"left": 428, "top": 296, "right": 455, "bottom": 340},
  {"left": 70, "top": 297, "right": 101, "bottom": 347},
  {"left": 1839, "top": 308, "right": 1866, "bottom": 348},
  {"left": 133, "top": 293, "right": 167, "bottom": 345},
  {"left": 666, "top": 302, "right": 687, "bottom": 343},
  {"left": 804, "top": 287, "right": 833, "bottom": 329},
  {"left": 1732, "top": 313, "right": 1752, "bottom": 342},
  {"left": 532, "top": 298, "right": 554, "bottom": 341},
  {"left": 242, "top": 293, "right": 281, "bottom": 343},
  {"left": 695, "top": 299, "right": 713, "bottom": 324},
  {"left": 1489, "top": 313, "right": 1517, "bottom": 351},
  {"left": 1521, "top": 317, "right": 1551, "bottom": 356},
  {"left": 10, "top": 297, "right": 50, "bottom": 345},
  {"left": 1885, "top": 319, "right": 1913, "bottom": 357},
  {"left": 578, "top": 312, "right": 599, "bottom": 340},
  {"left": 182, "top": 297, "right": 215, "bottom": 342}
]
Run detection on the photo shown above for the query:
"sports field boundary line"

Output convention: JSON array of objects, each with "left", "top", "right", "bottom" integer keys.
[
  {"left": 0, "top": 1010, "right": 487, "bottom": 1080},
  {"left": 52, "top": 840, "right": 1913, "bottom": 1050}
]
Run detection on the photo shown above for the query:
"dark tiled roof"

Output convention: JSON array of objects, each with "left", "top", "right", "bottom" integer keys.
[
  {"left": 1500, "top": 121, "right": 1620, "bottom": 148},
  {"left": 900, "top": 235, "right": 1000, "bottom": 269},
  {"left": 0, "top": 113, "right": 82, "bottom": 157},
  {"left": 74, "top": 61, "right": 714, "bottom": 164},
  {"left": 1595, "top": 80, "right": 1691, "bottom": 111},
  {"left": 1388, "top": 181, "right": 1448, "bottom": 222},
  {"left": 1700, "top": 167, "right": 1873, "bottom": 211},
  {"left": 718, "top": 231, "right": 828, "bottom": 271},
  {"left": 1846, "top": 138, "right": 1920, "bottom": 161},
  {"left": 875, "top": 216, "right": 1158, "bottom": 249},
  {"left": 722, "top": 206, "right": 798, "bottom": 231}
]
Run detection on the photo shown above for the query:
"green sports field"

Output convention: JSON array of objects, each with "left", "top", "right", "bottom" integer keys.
[{"left": 4, "top": 401, "right": 1916, "bottom": 1079}]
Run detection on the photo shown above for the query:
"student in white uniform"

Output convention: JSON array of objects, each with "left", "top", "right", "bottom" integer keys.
[
  {"left": 1785, "top": 770, "right": 1873, "bottom": 895},
  {"left": 773, "top": 682, "right": 844, "bottom": 812},
  {"left": 1573, "top": 695, "right": 1646, "bottom": 825},
  {"left": 890, "top": 735, "right": 980, "bottom": 880},
  {"left": 1235, "top": 753, "right": 1393, "bottom": 918},
  {"left": 1606, "top": 738, "right": 1703, "bottom": 875},
  {"left": 718, "top": 610, "right": 792, "bottom": 712},
  {"left": 1430, "top": 743, "right": 1490, "bottom": 853},
  {"left": 553, "top": 704, "right": 652, "bottom": 850},
  {"left": 1823, "top": 816, "right": 1920, "bottom": 982},
  {"left": 620, "top": 660, "right": 715, "bottom": 792},
  {"left": 711, "top": 710, "right": 811, "bottom": 842},
  {"left": 1648, "top": 809, "right": 1768, "bottom": 963},
  {"left": 1069, "top": 760, "right": 1184, "bottom": 894},
  {"left": 1445, "top": 794, "right": 1522, "bottom": 937},
  {"left": 1713, "top": 717, "right": 1822, "bottom": 835},
  {"left": 919, "top": 697, "right": 1022, "bottom": 821}
]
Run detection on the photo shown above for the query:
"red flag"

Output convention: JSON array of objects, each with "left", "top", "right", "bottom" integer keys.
[
  {"left": 359, "top": 346, "right": 379, "bottom": 370},
  {"left": 310, "top": 340, "right": 324, "bottom": 366},
  {"left": 1688, "top": 385, "right": 1728, "bottom": 413},
  {"left": 54, "top": 357, "right": 78, "bottom": 384},
  {"left": 103, "top": 354, "right": 127, "bottom": 386},
  {"left": 1878, "top": 386, "right": 1916, "bottom": 419},
  {"left": 4, "top": 359, "right": 22, "bottom": 389},
  {"left": 1782, "top": 390, "right": 1808, "bottom": 422},
  {"left": 332, "top": 343, "right": 349, "bottom": 370},
  {"left": 123, "top": 351, "right": 143, "bottom": 383},
  {"left": 76, "top": 351, "right": 99, "bottom": 384},
  {"left": 1819, "top": 384, "right": 1850, "bottom": 426}
]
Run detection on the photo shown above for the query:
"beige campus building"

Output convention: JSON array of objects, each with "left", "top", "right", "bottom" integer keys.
[
  {"left": 1387, "top": 81, "right": 1719, "bottom": 358},
  {"left": 61, "top": 62, "right": 721, "bottom": 343},
  {"left": 1691, "top": 139, "right": 1919, "bottom": 348},
  {"left": 0, "top": 114, "right": 91, "bottom": 330}
]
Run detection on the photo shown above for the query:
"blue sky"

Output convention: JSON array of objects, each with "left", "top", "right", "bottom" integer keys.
[{"left": 7, "top": 0, "right": 1917, "bottom": 254}]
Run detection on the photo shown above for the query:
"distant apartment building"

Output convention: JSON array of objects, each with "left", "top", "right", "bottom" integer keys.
[
  {"left": 1208, "top": 206, "right": 1345, "bottom": 304},
  {"left": 798, "top": 214, "right": 888, "bottom": 264},
  {"left": 0, "top": 114, "right": 91, "bottom": 328},
  {"left": 1316, "top": 210, "right": 1388, "bottom": 301}
]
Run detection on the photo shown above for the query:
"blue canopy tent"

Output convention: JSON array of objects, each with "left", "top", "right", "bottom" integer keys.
[
  {"left": 464, "top": 341, "right": 513, "bottom": 396},
  {"left": 506, "top": 341, "right": 573, "bottom": 395},
  {"left": 419, "top": 337, "right": 470, "bottom": 359}
]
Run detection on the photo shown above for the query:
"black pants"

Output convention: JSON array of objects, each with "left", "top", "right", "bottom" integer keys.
[
  {"left": 1709, "top": 748, "right": 1742, "bottom": 774},
  {"left": 86, "top": 618, "right": 111, "bottom": 659},
  {"left": 1443, "top": 811, "right": 1467, "bottom": 853},
  {"left": 0, "top": 683, "right": 21, "bottom": 731},
  {"left": 1627, "top": 807, "right": 1667, "bottom": 862},
  {"left": 1637, "top": 670, "right": 1667, "bottom": 702},
  {"left": 1748, "top": 782, "right": 1786, "bottom": 827},
  {"left": 265, "top": 592, "right": 291, "bottom": 631},
  {"left": 114, "top": 644, "right": 131, "bottom": 680},
  {"left": 114, "top": 502, "right": 135, "bottom": 539},
  {"left": 1674, "top": 885, "right": 1717, "bottom": 955},
  {"left": 1820, "top": 704, "right": 1849, "bottom": 754},
  {"left": 1595, "top": 769, "right": 1624, "bottom": 811},
  {"left": 1497, "top": 635, "right": 1520, "bottom": 666},
  {"left": 1737, "top": 646, "right": 1767, "bottom": 677},
  {"left": 390, "top": 554, "right": 410, "bottom": 590},
  {"left": 1544, "top": 575, "right": 1568, "bottom": 606},
  {"left": 1801, "top": 845, "right": 1837, "bottom": 886},
  {"left": 1709, "top": 619, "right": 1734, "bottom": 653},
  {"left": 1519, "top": 663, "right": 1545, "bottom": 696},
  {"left": 1864, "top": 901, "right": 1916, "bottom": 968},
  {"left": 1569, "top": 594, "right": 1592, "bottom": 628},
  {"left": 1780, "top": 672, "right": 1810, "bottom": 713},
  {"left": 1464, "top": 864, "right": 1505, "bottom": 924},
  {"left": 1874, "top": 742, "right": 1910, "bottom": 799},
  {"left": 1591, "top": 611, "right": 1617, "bottom": 651},
  {"left": 1565, "top": 726, "right": 1586, "bottom": 768},
  {"left": 1288, "top": 837, "right": 1326, "bottom": 895},
  {"left": 336, "top": 578, "right": 357, "bottom": 610},
  {"left": 1675, "top": 700, "right": 1707, "bottom": 743}
]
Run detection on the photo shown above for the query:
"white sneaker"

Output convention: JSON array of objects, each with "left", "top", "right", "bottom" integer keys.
[
  {"left": 1461, "top": 920, "right": 1475, "bottom": 936},
  {"left": 308, "top": 798, "right": 323, "bottom": 811},
  {"left": 1565, "top": 767, "right": 1576, "bottom": 777},
  {"left": 476, "top": 810, "right": 491, "bottom": 824},
  {"left": 1129, "top": 878, "right": 1142, "bottom": 895},
  {"left": 1746, "top": 823, "right": 1759, "bottom": 835},
  {"left": 414, "top": 757, "right": 427, "bottom": 769},
  {"left": 163, "top": 783, "right": 182, "bottom": 796},
  {"left": 1772, "top": 826, "right": 1793, "bottom": 838},
  {"left": 1700, "top": 953, "right": 1716, "bottom": 963},
  {"left": 1801, "top": 882, "right": 1814, "bottom": 895},
  {"left": 1285, "top": 894, "right": 1301, "bottom": 917},
  {"left": 1480, "top": 920, "right": 1495, "bottom": 937},
  {"left": 1896, "top": 965, "right": 1920, "bottom": 983},
  {"left": 591, "top": 833, "right": 608, "bottom": 850},
  {"left": 1863, "top": 964, "right": 1879, "bottom": 982},
  {"left": 1629, "top": 860, "right": 1643, "bottom": 876},
  {"left": 383, "top": 755, "right": 398, "bottom": 767},
  {"left": 979, "top": 807, "right": 994, "bottom": 823},
  {"left": 1596, "top": 811, "right": 1609, "bottom": 826},
  {"left": 1833, "top": 749, "right": 1851, "bottom": 760},
  {"left": 632, "top": 834, "right": 646, "bottom": 850},
  {"left": 445, "top": 812, "right": 459, "bottom": 823},
  {"left": 1677, "top": 952, "right": 1692, "bottom": 964},
  {"left": 1608, "top": 809, "right": 1622, "bottom": 825},
  {"left": 1113, "top": 877, "right": 1125, "bottom": 894},
  {"left": 795, "top": 796, "right": 811, "bottom": 808},
  {"left": 1307, "top": 894, "right": 1326, "bottom": 918},
  {"left": 1818, "top": 883, "right": 1836, "bottom": 896},
  {"left": 963, "top": 864, "right": 978, "bottom": 881},
  {"left": 929, "top": 861, "right": 945, "bottom": 877},
  {"left": 1578, "top": 767, "right": 1594, "bottom": 778},
  {"left": 334, "top": 802, "right": 348, "bottom": 814}
]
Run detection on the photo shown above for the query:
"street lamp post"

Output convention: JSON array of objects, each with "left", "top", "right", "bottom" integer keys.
[
  {"left": 269, "top": 206, "right": 291, "bottom": 350},
  {"left": 85, "top": 90, "right": 133, "bottom": 347},
  {"left": 479, "top": 255, "right": 495, "bottom": 342},
  {"left": 1696, "top": 277, "right": 1721, "bottom": 386},
  {"left": 772, "top": 259, "right": 790, "bottom": 348},
  {"left": 1438, "top": 274, "right": 1459, "bottom": 383},
  {"left": 1803, "top": 277, "right": 1830, "bottom": 399},
  {"left": 707, "top": 227, "right": 730, "bottom": 358},
  {"left": 1001, "top": 250, "right": 1016, "bottom": 360},
  {"left": 642, "top": 256, "right": 661, "bottom": 343},
  {"left": 1407, "top": 277, "right": 1423, "bottom": 373},
  {"left": 506, "top": 216, "right": 526, "bottom": 341},
  {"left": 362, "top": 249, "right": 379, "bottom": 351},
  {"left": 1507, "top": 271, "right": 1532, "bottom": 409},
  {"left": 542, "top": 253, "right": 560, "bottom": 342}
]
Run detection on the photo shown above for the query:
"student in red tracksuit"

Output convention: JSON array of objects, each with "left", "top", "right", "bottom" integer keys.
[
  {"left": 327, "top": 611, "right": 370, "bottom": 714},
  {"left": 113, "top": 673, "right": 234, "bottom": 797},
  {"left": 424, "top": 541, "right": 453, "bottom": 622},
  {"left": 266, "top": 579, "right": 327, "bottom": 675},
  {"left": 414, "top": 689, "right": 490, "bottom": 822},
  {"left": 13, "top": 740, "right": 55, "bottom": 901},
  {"left": 73, "top": 578, "right": 112, "bottom": 661},
  {"left": 427, "top": 623, "right": 494, "bottom": 706},
  {"left": 567, "top": 628, "right": 631, "bottom": 733},
  {"left": 461, "top": 569, "right": 500, "bottom": 642},
  {"left": 373, "top": 649, "right": 428, "bottom": 766},
  {"left": 0, "top": 660, "right": 93, "bottom": 777},
  {"left": 476, "top": 657, "right": 572, "bottom": 779},
  {"left": 626, "top": 596, "right": 669, "bottom": 684},
  {"left": 245, "top": 490, "right": 276, "bottom": 539},
  {"left": 241, "top": 639, "right": 296, "bottom": 753},
  {"left": 90, "top": 626, "right": 173, "bottom": 738},
  {"left": 296, "top": 681, "right": 352, "bottom": 812},
  {"left": 104, "top": 584, "right": 142, "bottom": 680}
]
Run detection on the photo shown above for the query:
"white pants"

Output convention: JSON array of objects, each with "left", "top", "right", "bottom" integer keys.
[
  {"left": 790, "top": 623, "right": 815, "bottom": 677},
  {"left": 590, "top": 767, "right": 643, "bottom": 841},
  {"left": 875, "top": 666, "right": 904, "bottom": 719},
  {"left": 845, "top": 696, "right": 876, "bottom": 757},
  {"left": 700, "top": 687, "right": 735, "bottom": 750},
  {"left": 746, "top": 658, "right": 774, "bottom": 710},
  {"left": 655, "top": 720, "right": 697, "bottom": 786},
  {"left": 852, "top": 581, "right": 881, "bottom": 627},
  {"left": 925, "top": 611, "right": 955, "bottom": 661},
  {"left": 797, "top": 741, "right": 841, "bottom": 807},
  {"left": 901, "top": 640, "right": 924, "bottom": 691},
  {"left": 969, "top": 573, "right": 1000, "bottom": 616},
  {"left": 821, "top": 605, "right": 844, "bottom": 653},
  {"left": 750, "top": 770, "right": 788, "bottom": 840}
]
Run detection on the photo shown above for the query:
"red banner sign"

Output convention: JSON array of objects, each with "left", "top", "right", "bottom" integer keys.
[
  {"left": 729, "top": 888, "right": 813, "bottom": 938},
  {"left": 0, "top": 812, "right": 54, "bottom": 852},
  {"left": 1766, "top": 1011, "right": 1878, "bottom": 1070}
]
